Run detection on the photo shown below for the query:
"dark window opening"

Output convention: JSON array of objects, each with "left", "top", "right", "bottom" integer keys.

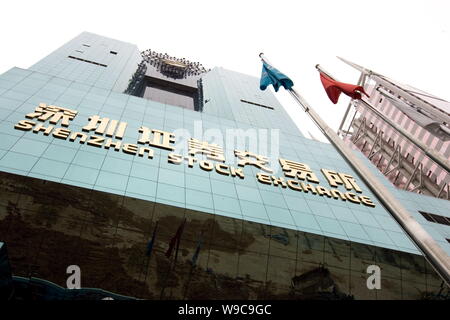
[
  {"left": 110, "top": 51, "right": 117, "bottom": 55},
  {"left": 139, "top": 76, "right": 202, "bottom": 111},
  {"left": 420, "top": 212, "right": 435, "bottom": 222},
  {"left": 240, "top": 99, "right": 274, "bottom": 110},
  {"left": 67, "top": 56, "right": 107, "bottom": 68},
  {"left": 82, "top": 44, "right": 90, "bottom": 47},
  {"left": 75, "top": 50, "right": 84, "bottom": 53},
  {"left": 432, "top": 214, "right": 450, "bottom": 225},
  {"left": 447, "top": 239, "right": 450, "bottom": 244},
  {"left": 419, "top": 211, "right": 450, "bottom": 226}
]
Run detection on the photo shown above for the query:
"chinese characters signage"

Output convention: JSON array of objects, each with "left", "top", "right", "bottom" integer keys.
[{"left": 14, "top": 103, "right": 376, "bottom": 208}]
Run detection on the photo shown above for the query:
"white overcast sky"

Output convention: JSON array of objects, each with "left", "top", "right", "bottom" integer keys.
[{"left": 1, "top": 0, "right": 449, "bottom": 142}]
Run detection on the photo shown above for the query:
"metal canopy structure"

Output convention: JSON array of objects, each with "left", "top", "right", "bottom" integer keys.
[{"left": 124, "top": 49, "right": 210, "bottom": 96}]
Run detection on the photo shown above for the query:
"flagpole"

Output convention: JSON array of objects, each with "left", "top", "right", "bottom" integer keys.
[
  {"left": 259, "top": 53, "right": 450, "bottom": 286},
  {"left": 160, "top": 218, "right": 187, "bottom": 299},
  {"left": 316, "top": 64, "right": 450, "bottom": 175},
  {"left": 167, "top": 223, "right": 184, "bottom": 299},
  {"left": 142, "top": 221, "right": 158, "bottom": 284},
  {"left": 337, "top": 72, "right": 365, "bottom": 136}
]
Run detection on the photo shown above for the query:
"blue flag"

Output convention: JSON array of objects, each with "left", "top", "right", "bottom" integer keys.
[
  {"left": 191, "top": 235, "right": 203, "bottom": 267},
  {"left": 260, "top": 62, "right": 294, "bottom": 92},
  {"left": 145, "top": 222, "right": 158, "bottom": 257}
]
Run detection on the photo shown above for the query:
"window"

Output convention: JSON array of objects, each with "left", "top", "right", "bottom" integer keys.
[
  {"left": 67, "top": 56, "right": 107, "bottom": 68},
  {"left": 82, "top": 44, "right": 90, "bottom": 47},
  {"left": 240, "top": 99, "right": 274, "bottom": 110},
  {"left": 432, "top": 214, "right": 450, "bottom": 225},
  {"left": 75, "top": 50, "right": 83, "bottom": 53},
  {"left": 110, "top": 51, "right": 117, "bottom": 55},
  {"left": 419, "top": 211, "right": 450, "bottom": 226},
  {"left": 420, "top": 211, "right": 434, "bottom": 222}
]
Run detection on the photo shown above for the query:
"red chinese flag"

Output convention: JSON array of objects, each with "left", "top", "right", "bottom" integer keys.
[{"left": 319, "top": 72, "right": 369, "bottom": 104}]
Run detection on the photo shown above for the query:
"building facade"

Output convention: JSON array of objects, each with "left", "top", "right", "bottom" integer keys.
[
  {"left": 0, "top": 32, "right": 449, "bottom": 300},
  {"left": 338, "top": 59, "right": 450, "bottom": 200}
]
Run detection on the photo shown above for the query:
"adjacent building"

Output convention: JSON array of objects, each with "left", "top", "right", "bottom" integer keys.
[{"left": 338, "top": 59, "right": 450, "bottom": 200}]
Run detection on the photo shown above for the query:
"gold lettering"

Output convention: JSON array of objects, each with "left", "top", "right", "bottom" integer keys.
[
  {"left": 235, "top": 150, "right": 273, "bottom": 173},
  {"left": 230, "top": 167, "right": 244, "bottom": 179},
  {"left": 33, "top": 123, "right": 54, "bottom": 135},
  {"left": 215, "top": 163, "right": 230, "bottom": 176},
  {"left": 321, "top": 169, "right": 363, "bottom": 193},
  {"left": 69, "top": 132, "right": 88, "bottom": 144},
  {"left": 279, "top": 158, "right": 319, "bottom": 183},
  {"left": 168, "top": 153, "right": 183, "bottom": 165},
  {"left": 345, "top": 192, "right": 361, "bottom": 204},
  {"left": 104, "top": 119, "right": 127, "bottom": 139},
  {"left": 104, "top": 139, "right": 122, "bottom": 151},
  {"left": 87, "top": 135, "right": 104, "bottom": 148},
  {"left": 150, "top": 129, "right": 175, "bottom": 150},
  {"left": 52, "top": 128, "right": 71, "bottom": 140},
  {"left": 339, "top": 173, "right": 362, "bottom": 193},
  {"left": 271, "top": 176, "right": 287, "bottom": 188},
  {"left": 25, "top": 103, "right": 77, "bottom": 127},
  {"left": 321, "top": 168, "right": 342, "bottom": 188},
  {"left": 359, "top": 195, "right": 376, "bottom": 207},
  {"left": 83, "top": 116, "right": 127, "bottom": 139},
  {"left": 138, "top": 147, "right": 154, "bottom": 159},
  {"left": 49, "top": 113, "right": 72, "bottom": 127},
  {"left": 14, "top": 120, "right": 35, "bottom": 131},
  {"left": 137, "top": 126, "right": 150, "bottom": 144},
  {"left": 188, "top": 138, "right": 225, "bottom": 162},
  {"left": 184, "top": 156, "right": 198, "bottom": 168},
  {"left": 138, "top": 127, "right": 175, "bottom": 151},
  {"left": 300, "top": 182, "right": 317, "bottom": 194},
  {"left": 316, "top": 185, "right": 332, "bottom": 198},
  {"left": 122, "top": 144, "right": 138, "bottom": 155},
  {"left": 83, "top": 115, "right": 109, "bottom": 135},
  {"left": 330, "top": 189, "right": 347, "bottom": 201},
  {"left": 105, "top": 119, "right": 118, "bottom": 136},
  {"left": 287, "top": 179, "right": 302, "bottom": 192},
  {"left": 257, "top": 173, "right": 272, "bottom": 185},
  {"left": 199, "top": 160, "right": 213, "bottom": 171},
  {"left": 114, "top": 122, "right": 127, "bottom": 139}
]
